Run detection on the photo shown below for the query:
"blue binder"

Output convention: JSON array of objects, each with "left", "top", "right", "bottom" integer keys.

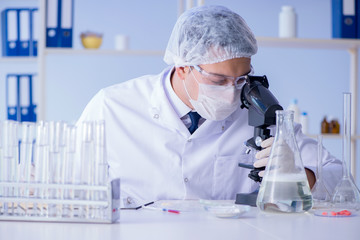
[
  {"left": 6, "top": 74, "right": 37, "bottom": 122},
  {"left": 59, "top": 0, "right": 73, "bottom": 47},
  {"left": 30, "top": 8, "right": 39, "bottom": 56},
  {"left": 332, "top": 0, "right": 357, "bottom": 38},
  {"left": 1, "top": 9, "right": 19, "bottom": 56},
  {"left": 6, "top": 74, "right": 20, "bottom": 120},
  {"left": 18, "top": 9, "right": 31, "bottom": 56},
  {"left": 19, "top": 74, "right": 37, "bottom": 122},
  {"left": 46, "top": 0, "right": 59, "bottom": 47},
  {"left": 46, "top": 0, "right": 73, "bottom": 48}
]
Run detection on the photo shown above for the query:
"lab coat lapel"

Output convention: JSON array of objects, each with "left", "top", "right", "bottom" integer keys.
[{"left": 149, "top": 71, "right": 190, "bottom": 136}]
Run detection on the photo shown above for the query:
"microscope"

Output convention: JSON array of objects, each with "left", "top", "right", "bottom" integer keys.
[{"left": 235, "top": 75, "right": 283, "bottom": 206}]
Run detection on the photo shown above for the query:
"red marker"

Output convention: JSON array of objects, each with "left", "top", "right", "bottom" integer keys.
[
  {"left": 143, "top": 205, "right": 181, "bottom": 214},
  {"left": 163, "top": 209, "right": 180, "bottom": 214}
]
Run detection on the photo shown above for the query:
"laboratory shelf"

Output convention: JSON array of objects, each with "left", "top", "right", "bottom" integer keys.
[
  {"left": 41, "top": 37, "right": 360, "bottom": 57},
  {"left": 0, "top": 57, "right": 37, "bottom": 63},
  {"left": 256, "top": 36, "right": 360, "bottom": 50},
  {"left": 44, "top": 48, "right": 165, "bottom": 56},
  {"left": 307, "top": 134, "right": 360, "bottom": 140}
]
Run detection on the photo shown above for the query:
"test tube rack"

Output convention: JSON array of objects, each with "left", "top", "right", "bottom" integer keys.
[{"left": 0, "top": 178, "right": 120, "bottom": 223}]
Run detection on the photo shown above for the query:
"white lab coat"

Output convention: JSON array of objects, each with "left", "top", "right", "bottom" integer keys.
[{"left": 77, "top": 66, "right": 342, "bottom": 207}]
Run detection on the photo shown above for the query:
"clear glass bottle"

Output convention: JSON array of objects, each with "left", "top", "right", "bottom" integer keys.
[{"left": 256, "top": 110, "right": 313, "bottom": 213}]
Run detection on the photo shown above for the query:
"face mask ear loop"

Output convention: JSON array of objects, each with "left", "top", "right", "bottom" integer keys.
[
  {"left": 182, "top": 67, "right": 198, "bottom": 101},
  {"left": 190, "top": 67, "right": 201, "bottom": 85}
]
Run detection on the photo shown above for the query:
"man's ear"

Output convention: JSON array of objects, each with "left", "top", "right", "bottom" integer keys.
[{"left": 175, "top": 66, "right": 190, "bottom": 80}]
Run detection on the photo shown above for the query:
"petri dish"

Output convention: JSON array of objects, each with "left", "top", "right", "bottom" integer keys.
[
  {"left": 200, "top": 200, "right": 251, "bottom": 218},
  {"left": 313, "top": 208, "right": 357, "bottom": 218}
]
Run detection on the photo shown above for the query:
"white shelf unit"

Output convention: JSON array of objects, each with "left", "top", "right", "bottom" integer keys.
[
  {"left": 256, "top": 37, "right": 360, "bottom": 179},
  {"left": 1, "top": 2, "right": 359, "bottom": 178},
  {"left": 44, "top": 48, "right": 164, "bottom": 56}
]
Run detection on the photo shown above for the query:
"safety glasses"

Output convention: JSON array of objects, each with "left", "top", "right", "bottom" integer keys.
[{"left": 192, "top": 65, "right": 253, "bottom": 88}]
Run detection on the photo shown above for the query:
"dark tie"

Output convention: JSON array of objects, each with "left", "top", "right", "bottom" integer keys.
[{"left": 188, "top": 111, "right": 201, "bottom": 134}]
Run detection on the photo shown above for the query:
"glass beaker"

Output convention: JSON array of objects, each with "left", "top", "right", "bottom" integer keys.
[{"left": 256, "top": 110, "right": 313, "bottom": 213}]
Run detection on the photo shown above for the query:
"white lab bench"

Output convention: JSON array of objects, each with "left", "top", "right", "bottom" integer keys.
[{"left": 0, "top": 206, "right": 358, "bottom": 240}]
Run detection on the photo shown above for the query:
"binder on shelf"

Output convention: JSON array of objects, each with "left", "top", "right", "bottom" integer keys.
[
  {"left": 6, "top": 75, "right": 20, "bottom": 121},
  {"left": 46, "top": 0, "right": 59, "bottom": 47},
  {"left": 60, "top": 0, "right": 73, "bottom": 47},
  {"left": 30, "top": 8, "right": 39, "bottom": 56},
  {"left": 6, "top": 74, "right": 37, "bottom": 122},
  {"left": 18, "top": 9, "right": 31, "bottom": 56},
  {"left": 20, "top": 75, "right": 37, "bottom": 122},
  {"left": 1, "top": 9, "right": 19, "bottom": 56},
  {"left": 46, "top": 0, "right": 73, "bottom": 48},
  {"left": 332, "top": 0, "right": 357, "bottom": 38}
]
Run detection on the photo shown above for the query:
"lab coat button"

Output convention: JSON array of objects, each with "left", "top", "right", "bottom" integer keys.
[
  {"left": 184, "top": 178, "right": 189, "bottom": 182},
  {"left": 153, "top": 114, "right": 159, "bottom": 119},
  {"left": 187, "top": 139, "right": 192, "bottom": 142}
]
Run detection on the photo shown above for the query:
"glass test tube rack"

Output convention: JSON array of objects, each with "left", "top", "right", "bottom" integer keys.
[
  {"left": 0, "top": 120, "right": 119, "bottom": 223},
  {"left": 0, "top": 179, "right": 120, "bottom": 223}
]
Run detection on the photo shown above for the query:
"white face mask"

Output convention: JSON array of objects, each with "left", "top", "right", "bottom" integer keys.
[{"left": 183, "top": 69, "right": 244, "bottom": 121}]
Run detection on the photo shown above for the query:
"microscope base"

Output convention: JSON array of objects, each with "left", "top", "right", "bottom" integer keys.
[{"left": 235, "top": 190, "right": 258, "bottom": 207}]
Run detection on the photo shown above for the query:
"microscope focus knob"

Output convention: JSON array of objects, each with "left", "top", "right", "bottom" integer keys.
[{"left": 255, "top": 136, "right": 263, "bottom": 147}]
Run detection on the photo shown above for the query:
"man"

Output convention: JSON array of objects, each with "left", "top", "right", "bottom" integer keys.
[{"left": 77, "top": 5, "right": 342, "bottom": 208}]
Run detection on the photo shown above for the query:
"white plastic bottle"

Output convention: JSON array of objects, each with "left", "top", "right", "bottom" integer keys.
[
  {"left": 287, "top": 99, "right": 301, "bottom": 123},
  {"left": 279, "top": 6, "right": 297, "bottom": 38},
  {"left": 299, "top": 112, "right": 308, "bottom": 134}
]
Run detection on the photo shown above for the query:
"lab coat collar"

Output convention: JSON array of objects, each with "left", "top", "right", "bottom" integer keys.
[
  {"left": 149, "top": 66, "right": 235, "bottom": 139},
  {"left": 149, "top": 66, "right": 190, "bottom": 137}
]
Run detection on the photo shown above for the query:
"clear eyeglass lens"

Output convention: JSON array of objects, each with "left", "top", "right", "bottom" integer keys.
[
  {"left": 234, "top": 77, "right": 246, "bottom": 88},
  {"left": 195, "top": 66, "right": 248, "bottom": 86},
  {"left": 206, "top": 75, "right": 229, "bottom": 85}
]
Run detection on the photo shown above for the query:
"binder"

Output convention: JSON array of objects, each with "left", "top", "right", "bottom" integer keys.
[
  {"left": 20, "top": 75, "right": 37, "bottom": 122},
  {"left": 30, "top": 8, "right": 39, "bottom": 56},
  {"left": 6, "top": 74, "right": 20, "bottom": 121},
  {"left": 6, "top": 74, "right": 37, "bottom": 122},
  {"left": 1, "top": 9, "right": 19, "bottom": 56},
  {"left": 46, "top": 0, "right": 59, "bottom": 47},
  {"left": 46, "top": 0, "right": 73, "bottom": 48},
  {"left": 18, "top": 9, "right": 31, "bottom": 56},
  {"left": 60, "top": 0, "right": 73, "bottom": 47},
  {"left": 332, "top": 0, "right": 357, "bottom": 38}
]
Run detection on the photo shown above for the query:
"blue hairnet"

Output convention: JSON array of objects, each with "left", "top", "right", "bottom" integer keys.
[{"left": 164, "top": 5, "right": 258, "bottom": 66}]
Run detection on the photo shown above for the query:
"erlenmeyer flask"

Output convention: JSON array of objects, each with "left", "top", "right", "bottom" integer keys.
[
  {"left": 331, "top": 93, "right": 360, "bottom": 210},
  {"left": 256, "top": 110, "right": 313, "bottom": 213},
  {"left": 311, "top": 135, "right": 331, "bottom": 208}
]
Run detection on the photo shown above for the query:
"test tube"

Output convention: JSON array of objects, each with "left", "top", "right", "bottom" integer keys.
[
  {"left": 0, "top": 121, "right": 5, "bottom": 214},
  {"left": 94, "top": 121, "right": 108, "bottom": 218},
  {"left": 1, "top": 120, "right": 19, "bottom": 215},
  {"left": 19, "top": 122, "right": 36, "bottom": 216},
  {"left": 80, "top": 121, "right": 95, "bottom": 217},
  {"left": 62, "top": 125, "right": 77, "bottom": 218},
  {"left": 33, "top": 121, "right": 50, "bottom": 216},
  {"left": 48, "top": 121, "right": 67, "bottom": 217},
  {"left": 19, "top": 122, "right": 35, "bottom": 188},
  {"left": 95, "top": 121, "right": 107, "bottom": 187}
]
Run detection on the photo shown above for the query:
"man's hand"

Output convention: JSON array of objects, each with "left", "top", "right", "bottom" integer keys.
[{"left": 254, "top": 137, "right": 274, "bottom": 177}]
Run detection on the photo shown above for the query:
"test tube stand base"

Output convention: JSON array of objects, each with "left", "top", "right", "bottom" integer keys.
[{"left": 0, "top": 179, "right": 120, "bottom": 223}]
